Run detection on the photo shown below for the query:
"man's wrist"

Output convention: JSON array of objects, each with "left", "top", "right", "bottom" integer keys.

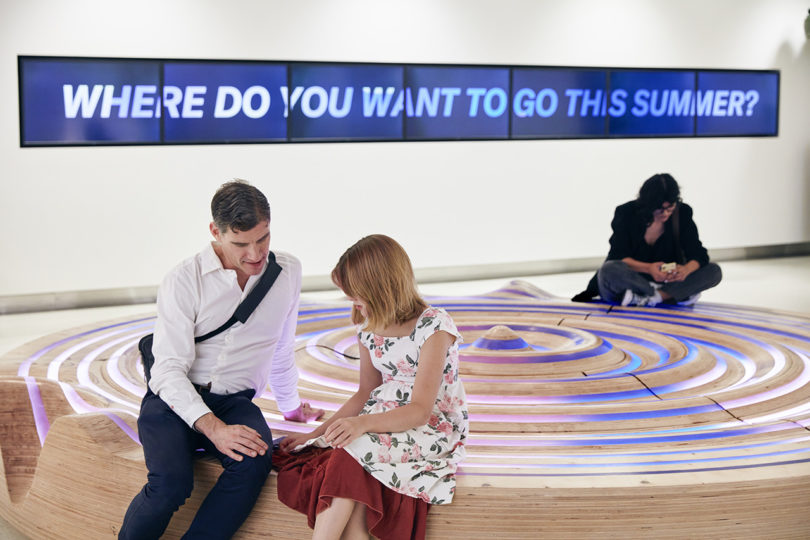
[
  {"left": 193, "top": 412, "right": 220, "bottom": 436},
  {"left": 282, "top": 403, "right": 303, "bottom": 420}
]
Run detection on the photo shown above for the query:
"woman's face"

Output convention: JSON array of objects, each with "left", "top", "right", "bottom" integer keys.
[
  {"left": 346, "top": 295, "right": 370, "bottom": 319},
  {"left": 653, "top": 201, "right": 677, "bottom": 223}
]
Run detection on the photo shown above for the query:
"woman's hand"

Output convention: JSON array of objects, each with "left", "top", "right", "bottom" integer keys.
[
  {"left": 669, "top": 261, "right": 699, "bottom": 282},
  {"left": 279, "top": 431, "right": 316, "bottom": 453},
  {"left": 648, "top": 262, "right": 671, "bottom": 283},
  {"left": 324, "top": 416, "right": 369, "bottom": 449}
]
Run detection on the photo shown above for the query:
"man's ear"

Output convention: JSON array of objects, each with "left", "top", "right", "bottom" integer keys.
[{"left": 210, "top": 222, "right": 221, "bottom": 241}]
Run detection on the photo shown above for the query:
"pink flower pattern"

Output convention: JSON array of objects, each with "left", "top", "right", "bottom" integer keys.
[{"left": 343, "top": 307, "right": 468, "bottom": 505}]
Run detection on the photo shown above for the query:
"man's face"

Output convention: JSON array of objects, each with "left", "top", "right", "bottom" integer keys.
[{"left": 210, "top": 220, "right": 270, "bottom": 280}]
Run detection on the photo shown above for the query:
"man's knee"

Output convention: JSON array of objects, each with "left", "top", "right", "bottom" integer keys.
[{"left": 225, "top": 450, "right": 273, "bottom": 483}]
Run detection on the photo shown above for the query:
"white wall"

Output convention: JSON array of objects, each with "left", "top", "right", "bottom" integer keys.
[{"left": 1, "top": 0, "right": 808, "bottom": 296}]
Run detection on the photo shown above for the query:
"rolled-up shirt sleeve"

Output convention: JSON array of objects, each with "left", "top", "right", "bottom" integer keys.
[
  {"left": 148, "top": 269, "right": 212, "bottom": 429},
  {"left": 268, "top": 263, "right": 302, "bottom": 413}
]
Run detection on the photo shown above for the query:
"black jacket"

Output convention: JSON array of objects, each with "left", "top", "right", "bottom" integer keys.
[{"left": 573, "top": 200, "right": 710, "bottom": 301}]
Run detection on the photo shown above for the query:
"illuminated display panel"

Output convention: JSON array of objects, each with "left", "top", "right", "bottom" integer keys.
[
  {"left": 20, "top": 57, "right": 160, "bottom": 145},
  {"left": 511, "top": 68, "right": 608, "bottom": 138},
  {"left": 404, "top": 66, "right": 510, "bottom": 140},
  {"left": 607, "top": 70, "right": 696, "bottom": 137},
  {"left": 163, "top": 62, "right": 287, "bottom": 143},
  {"left": 696, "top": 71, "right": 779, "bottom": 136},
  {"left": 18, "top": 56, "right": 780, "bottom": 146},
  {"left": 289, "top": 63, "right": 403, "bottom": 141}
]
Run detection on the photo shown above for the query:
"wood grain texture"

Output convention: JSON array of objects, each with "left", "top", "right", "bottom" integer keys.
[{"left": 1, "top": 281, "right": 809, "bottom": 538}]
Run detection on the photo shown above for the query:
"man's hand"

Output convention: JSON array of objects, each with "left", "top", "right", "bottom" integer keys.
[
  {"left": 283, "top": 402, "right": 325, "bottom": 423},
  {"left": 193, "top": 412, "right": 268, "bottom": 462}
]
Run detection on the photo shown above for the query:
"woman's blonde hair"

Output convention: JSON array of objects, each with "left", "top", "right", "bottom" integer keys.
[{"left": 331, "top": 234, "right": 427, "bottom": 332}]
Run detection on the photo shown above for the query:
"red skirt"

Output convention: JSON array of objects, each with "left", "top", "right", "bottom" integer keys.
[{"left": 274, "top": 447, "right": 430, "bottom": 540}]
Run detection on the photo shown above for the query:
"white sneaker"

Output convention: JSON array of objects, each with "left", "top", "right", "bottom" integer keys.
[
  {"left": 649, "top": 281, "right": 663, "bottom": 290},
  {"left": 678, "top": 293, "right": 701, "bottom": 306},
  {"left": 621, "top": 289, "right": 638, "bottom": 306},
  {"left": 621, "top": 289, "right": 662, "bottom": 307},
  {"left": 647, "top": 291, "right": 663, "bottom": 307}
]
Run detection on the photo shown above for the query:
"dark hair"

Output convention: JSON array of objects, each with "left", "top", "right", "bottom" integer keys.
[
  {"left": 211, "top": 179, "right": 271, "bottom": 232},
  {"left": 637, "top": 173, "right": 681, "bottom": 224}
]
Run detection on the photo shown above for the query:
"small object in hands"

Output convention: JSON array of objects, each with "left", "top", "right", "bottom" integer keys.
[{"left": 660, "top": 262, "right": 676, "bottom": 273}]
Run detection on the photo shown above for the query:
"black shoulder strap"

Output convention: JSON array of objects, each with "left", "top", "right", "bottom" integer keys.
[{"left": 194, "top": 251, "right": 283, "bottom": 343}]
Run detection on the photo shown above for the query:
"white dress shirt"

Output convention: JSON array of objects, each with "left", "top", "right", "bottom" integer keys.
[{"left": 148, "top": 243, "right": 302, "bottom": 428}]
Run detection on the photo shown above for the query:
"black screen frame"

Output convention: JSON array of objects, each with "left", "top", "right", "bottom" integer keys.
[{"left": 18, "top": 55, "right": 780, "bottom": 147}]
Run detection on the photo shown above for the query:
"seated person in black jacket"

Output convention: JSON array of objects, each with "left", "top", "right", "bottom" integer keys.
[{"left": 573, "top": 173, "right": 722, "bottom": 307}]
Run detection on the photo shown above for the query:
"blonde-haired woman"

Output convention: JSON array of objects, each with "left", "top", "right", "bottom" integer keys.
[{"left": 276, "top": 234, "right": 468, "bottom": 540}]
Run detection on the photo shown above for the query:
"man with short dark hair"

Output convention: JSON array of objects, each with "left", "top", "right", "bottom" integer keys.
[{"left": 119, "top": 179, "right": 322, "bottom": 539}]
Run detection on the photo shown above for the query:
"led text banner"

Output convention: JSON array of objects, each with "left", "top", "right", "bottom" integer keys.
[{"left": 18, "top": 56, "right": 779, "bottom": 146}]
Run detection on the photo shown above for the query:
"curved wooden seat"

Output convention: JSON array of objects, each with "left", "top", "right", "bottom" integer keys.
[{"left": 0, "top": 281, "right": 809, "bottom": 538}]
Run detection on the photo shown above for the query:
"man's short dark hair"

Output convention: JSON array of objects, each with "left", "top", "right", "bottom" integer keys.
[{"left": 211, "top": 179, "right": 271, "bottom": 232}]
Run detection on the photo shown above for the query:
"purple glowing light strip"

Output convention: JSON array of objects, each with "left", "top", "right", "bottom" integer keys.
[
  {"left": 599, "top": 312, "right": 791, "bottom": 386},
  {"left": 106, "top": 339, "right": 150, "bottom": 397},
  {"left": 690, "top": 338, "right": 757, "bottom": 388},
  {"left": 45, "top": 323, "right": 154, "bottom": 381},
  {"left": 55, "top": 380, "right": 140, "bottom": 444},
  {"left": 465, "top": 421, "right": 797, "bottom": 447},
  {"left": 466, "top": 435, "right": 810, "bottom": 459},
  {"left": 587, "top": 329, "right": 671, "bottom": 367},
  {"left": 720, "top": 348, "right": 810, "bottom": 412},
  {"left": 297, "top": 370, "right": 359, "bottom": 392},
  {"left": 455, "top": 457, "right": 810, "bottom": 477},
  {"left": 590, "top": 351, "right": 643, "bottom": 377},
  {"left": 17, "top": 298, "right": 806, "bottom": 470},
  {"left": 471, "top": 337, "right": 531, "bottom": 350},
  {"left": 648, "top": 352, "right": 727, "bottom": 395},
  {"left": 459, "top": 323, "right": 590, "bottom": 346},
  {"left": 602, "top": 309, "right": 810, "bottom": 347},
  {"left": 461, "top": 340, "right": 613, "bottom": 364},
  {"left": 465, "top": 387, "right": 656, "bottom": 405},
  {"left": 23, "top": 377, "right": 50, "bottom": 446},
  {"left": 19, "top": 319, "right": 154, "bottom": 446},
  {"left": 682, "top": 302, "right": 810, "bottom": 330},
  {"left": 468, "top": 403, "right": 724, "bottom": 424},
  {"left": 304, "top": 335, "right": 358, "bottom": 370},
  {"left": 77, "top": 334, "right": 147, "bottom": 409},
  {"left": 458, "top": 445, "right": 810, "bottom": 469},
  {"left": 17, "top": 318, "right": 154, "bottom": 377}
]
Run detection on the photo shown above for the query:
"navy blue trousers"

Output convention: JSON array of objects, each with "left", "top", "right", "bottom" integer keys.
[{"left": 119, "top": 388, "right": 273, "bottom": 539}]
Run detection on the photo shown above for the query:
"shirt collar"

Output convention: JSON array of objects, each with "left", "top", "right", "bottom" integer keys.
[
  {"left": 201, "top": 242, "right": 225, "bottom": 275},
  {"left": 201, "top": 243, "right": 268, "bottom": 289}
]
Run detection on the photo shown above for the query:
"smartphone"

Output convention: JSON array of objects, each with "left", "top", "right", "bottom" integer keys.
[{"left": 660, "top": 262, "right": 676, "bottom": 273}]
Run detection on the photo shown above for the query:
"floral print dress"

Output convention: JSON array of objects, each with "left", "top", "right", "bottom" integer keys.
[{"left": 343, "top": 306, "right": 468, "bottom": 505}]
